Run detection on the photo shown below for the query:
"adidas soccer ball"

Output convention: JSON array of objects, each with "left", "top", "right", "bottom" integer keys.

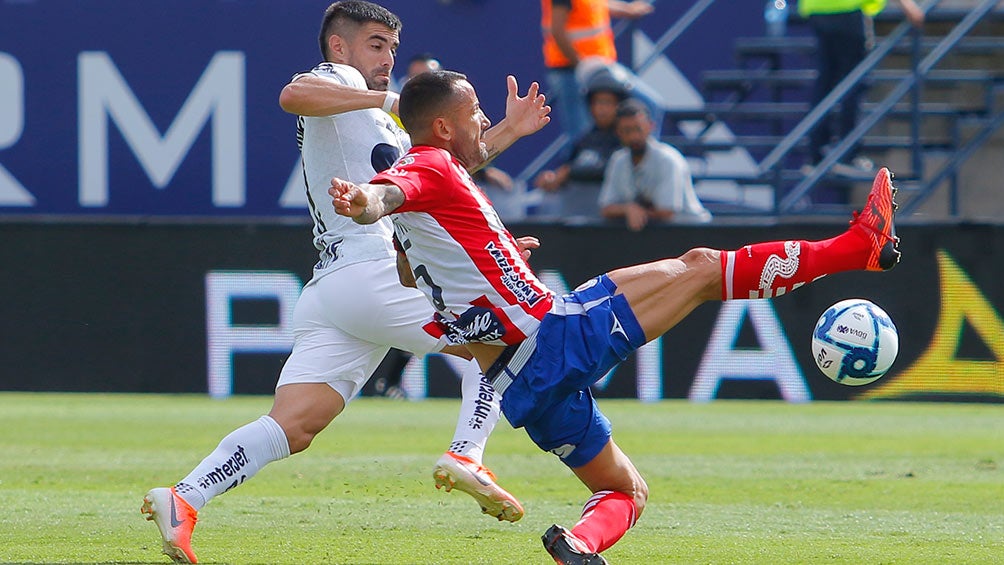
[{"left": 811, "top": 299, "right": 899, "bottom": 386}]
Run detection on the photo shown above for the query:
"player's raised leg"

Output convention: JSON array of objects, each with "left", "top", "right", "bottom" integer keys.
[
  {"left": 433, "top": 359, "right": 524, "bottom": 522},
  {"left": 613, "top": 167, "right": 900, "bottom": 341}
]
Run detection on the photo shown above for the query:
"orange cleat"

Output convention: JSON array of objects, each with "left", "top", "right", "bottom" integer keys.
[
  {"left": 141, "top": 487, "right": 199, "bottom": 563},
  {"left": 850, "top": 167, "right": 901, "bottom": 271},
  {"left": 433, "top": 451, "right": 524, "bottom": 522}
]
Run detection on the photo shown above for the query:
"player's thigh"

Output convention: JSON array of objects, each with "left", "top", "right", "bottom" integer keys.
[
  {"left": 607, "top": 248, "right": 720, "bottom": 340},
  {"left": 278, "top": 282, "right": 391, "bottom": 404},
  {"left": 312, "top": 260, "right": 445, "bottom": 355}
]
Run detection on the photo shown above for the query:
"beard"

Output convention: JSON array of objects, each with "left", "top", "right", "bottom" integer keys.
[
  {"left": 364, "top": 70, "right": 390, "bottom": 91},
  {"left": 457, "top": 142, "right": 488, "bottom": 170}
]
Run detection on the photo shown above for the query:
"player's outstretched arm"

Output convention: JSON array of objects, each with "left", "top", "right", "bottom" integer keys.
[
  {"left": 329, "top": 178, "right": 404, "bottom": 224},
  {"left": 478, "top": 76, "right": 551, "bottom": 168},
  {"left": 279, "top": 74, "right": 398, "bottom": 117}
]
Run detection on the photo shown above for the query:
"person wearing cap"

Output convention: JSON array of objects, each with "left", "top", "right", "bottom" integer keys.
[
  {"left": 533, "top": 69, "right": 629, "bottom": 219},
  {"left": 600, "top": 99, "right": 712, "bottom": 230}
]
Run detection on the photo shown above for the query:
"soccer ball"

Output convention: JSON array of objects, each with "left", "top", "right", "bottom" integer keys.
[{"left": 811, "top": 298, "right": 899, "bottom": 386}]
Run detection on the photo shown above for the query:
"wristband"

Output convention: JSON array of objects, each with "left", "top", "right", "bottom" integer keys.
[{"left": 382, "top": 92, "right": 399, "bottom": 113}]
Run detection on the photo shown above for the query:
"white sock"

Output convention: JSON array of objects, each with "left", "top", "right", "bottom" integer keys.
[
  {"left": 174, "top": 415, "right": 290, "bottom": 511},
  {"left": 447, "top": 360, "right": 501, "bottom": 464}
]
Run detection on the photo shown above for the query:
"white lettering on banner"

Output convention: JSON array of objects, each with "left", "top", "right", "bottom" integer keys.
[
  {"left": 0, "top": 53, "right": 35, "bottom": 206},
  {"left": 78, "top": 51, "right": 246, "bottom": 207},
  {"left": 205, "top": 271, "right": 302, "bottom": 398},
  {"left": 690, "top": 300, "right": 810, "bottom": 402}
]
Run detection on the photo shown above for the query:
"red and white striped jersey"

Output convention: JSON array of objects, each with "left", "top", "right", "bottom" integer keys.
[{"left": 372, "top": 146, "right": 554, "bottom": 346}]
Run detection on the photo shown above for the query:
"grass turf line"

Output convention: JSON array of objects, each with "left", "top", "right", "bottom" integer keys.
[{"left": 0, "top": 393, "right": 1001, "bottom": 564}]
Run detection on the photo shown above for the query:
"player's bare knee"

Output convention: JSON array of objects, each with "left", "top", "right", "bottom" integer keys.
[
  {"left": 270, "top": 414, "right": 327, "bottom": 454},
  {"left": 680, "top": 247, "right": 721, "bottom": 300},
  {"left": 283, "top": 426, "right": 319, "bottom": 454}
]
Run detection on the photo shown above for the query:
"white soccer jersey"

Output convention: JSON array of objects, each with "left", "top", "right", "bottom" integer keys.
[
  {"left": 372, "top": 146, "right": 554, "bottom": 346},
  {"left": 295, "top": 62, "right": 411, "bottom": 277}
]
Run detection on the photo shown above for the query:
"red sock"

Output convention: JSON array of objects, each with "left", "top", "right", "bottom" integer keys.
[
  {"left": 570, "top": 490, "right": 638, "bottom": 554},
  {"left": 721, "top": 229, "right": 870, "bottom": 300}
]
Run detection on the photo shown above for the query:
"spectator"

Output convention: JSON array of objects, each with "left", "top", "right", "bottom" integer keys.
[
  {"left": 600, "top": 99, "right": 711, "bottom": 230},
  {"left": 801, "top": 0, "right": 924, "bottom": 174},
  {"left": 541, "top": 0, "right": 666, "bottom": 140},
  {"left": 534, "top": 68, "right": 627, "bottom": 219},
  {"left": 404, "top": 52, "right": 441, "bottom": 84}
]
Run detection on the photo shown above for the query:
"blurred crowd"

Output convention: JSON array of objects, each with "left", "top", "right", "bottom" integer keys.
[{"left": 394, "top": 0, "right": 711, "bottom": 231}]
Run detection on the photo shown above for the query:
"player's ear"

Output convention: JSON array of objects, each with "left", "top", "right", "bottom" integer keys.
[
  {"left": 327, "top": 34, "right": 345, "bottom": 60},
  {"left": 431, "top": 116, "right": 452, "bottom": 141}
]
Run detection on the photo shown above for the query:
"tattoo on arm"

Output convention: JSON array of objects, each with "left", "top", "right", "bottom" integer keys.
[
  {"left": 379, "top": 183, "right": 405, "bottom": 213},
  {"left": 352, "top": 182, "right": 405, "bottom": 224}
]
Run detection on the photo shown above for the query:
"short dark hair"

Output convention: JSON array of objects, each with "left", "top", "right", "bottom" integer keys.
[
  {"left": 318, "top": 1, "right": 402, "bottom": 60},
  {"left": 615, "top": 98, "right": 650, "bottom": 120},
  {"left": 399, "top": 70, "right": 468, "bottom": 134}
]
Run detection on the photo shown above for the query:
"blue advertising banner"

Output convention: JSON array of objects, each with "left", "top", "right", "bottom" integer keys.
[{"left": 0, "top": 0, "right": 764, "bottom": 217}]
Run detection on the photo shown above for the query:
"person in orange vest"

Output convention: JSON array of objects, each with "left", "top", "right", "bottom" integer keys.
[{"left": 541, "top": 0, "right": 658, "bottom": 141}]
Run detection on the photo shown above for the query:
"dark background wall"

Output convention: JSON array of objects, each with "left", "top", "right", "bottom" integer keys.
[{"left": 2, "top": 221, "right": 1001, "bottom": 402}]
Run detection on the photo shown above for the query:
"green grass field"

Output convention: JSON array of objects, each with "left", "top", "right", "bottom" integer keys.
[{"left": 0, "top": 393, "right": 1001, "bottom": 564}]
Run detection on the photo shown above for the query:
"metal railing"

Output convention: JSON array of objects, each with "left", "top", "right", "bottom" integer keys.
[
  {"left": 763, "top": 0, "right": 1001, "bottom": 214},
  {"left": 515, "top": 0, "right": 1003, "bottom": 218}
]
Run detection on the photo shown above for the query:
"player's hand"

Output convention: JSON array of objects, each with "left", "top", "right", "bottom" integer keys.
[
  {"left": 534, "top": 170, "right": 559, "bottom": 191},
  {"left": 329, "top": 177, "right": 368, "bottom": 218},
  {"left": 611, "top": 0, "right": 654, "bottom": 19},
  {"left": 504, "top": 75, "right": 551, "bottom": 138},
  {"left": 625, "top": 202, "right": 649, "bottom": 232},
  {"left": 482, "top": 166, "right": 514, "bottom": 191},
  {"left": 515, "top": 235, "right": 541, "bottom": 261}
]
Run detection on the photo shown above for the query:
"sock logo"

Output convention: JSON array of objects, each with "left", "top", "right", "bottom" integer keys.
[
  {"left": 758, "top": 241, "right": 801, "bottom": 296},
  {"left": 196, "top": 445, "right": 250, "bottom": 490},
  {"left": 467, "top": 374, "right": 496, "bottom": 430}
]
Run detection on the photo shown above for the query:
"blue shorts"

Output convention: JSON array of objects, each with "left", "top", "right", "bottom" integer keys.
[{"left": 487, "top": 275, "right": 646, "bottom": 468}]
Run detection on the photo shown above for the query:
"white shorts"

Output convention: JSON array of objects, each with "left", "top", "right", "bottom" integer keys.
[{"left": 276, "top": 258, "right": 447, "bottom": 403}]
